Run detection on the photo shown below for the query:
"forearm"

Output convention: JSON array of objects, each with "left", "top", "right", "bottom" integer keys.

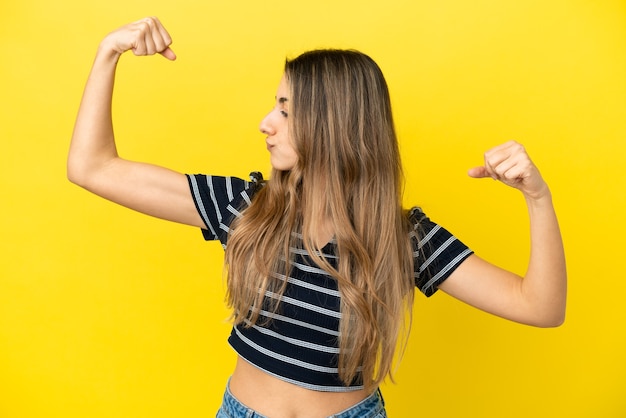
[
  {"left": 67, "top": 42, "right": 123, "bottom": 186},
  {"left": 445, "top": 142, "right": 567, "bottom": 327},
  {"left": 64, "top": 18, "right": 202, "bottom": 227},
  {"left": 521, "top": 189, "right": 567, "bottom": 326}
]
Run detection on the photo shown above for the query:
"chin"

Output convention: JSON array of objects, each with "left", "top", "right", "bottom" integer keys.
[
  {"left": 271, "top": 166, "right": 295, "bottom": 172},
  {"left": 270, "top": 160, "right": 297, "bottom": 172}
]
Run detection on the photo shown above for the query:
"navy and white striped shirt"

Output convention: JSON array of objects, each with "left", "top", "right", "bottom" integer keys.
[{"left": 187, "top": 174, "right": 473, "bottom": 392}]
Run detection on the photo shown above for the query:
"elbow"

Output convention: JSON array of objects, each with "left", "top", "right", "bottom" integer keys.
[
  {"left": 67, "top": 164, "right": 79, "bottom": 185},
  {"left": 531, "top": 306, "right": 566, "bottom": 328},
  {"left": 549, "top": 308, "right": 567, "bottom": 328},
  {"left": 537, "top": 314, "right": 565, "bottom": 328},
  {"left": 67, "top": 159, "right": 87, "bottom": 187},
  {"left": 67, "top": 150, "right": 104, "bottom": 189},
  {"left": 67, "top": 145, "right": 82, "bottom": 185},
  {"left": 67, "top": 142, "right": 118, "bottom": 188},
  {"left": 539, "top": 291, "right": 568, "bottom": 328},
  {"left": 67, "top": 158, "right": 100, "bottom": 190},
  {"left": 524, "top": 281, "right": 567, "bottom": 328}
]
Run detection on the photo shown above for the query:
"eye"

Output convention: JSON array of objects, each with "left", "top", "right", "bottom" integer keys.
[{"left": 280, "top": 110, "right": 288, "bottom": 118}]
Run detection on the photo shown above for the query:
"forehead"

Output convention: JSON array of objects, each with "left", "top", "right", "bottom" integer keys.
[{"left": 277, "top": 74, "right": 290, "bottom": 98}]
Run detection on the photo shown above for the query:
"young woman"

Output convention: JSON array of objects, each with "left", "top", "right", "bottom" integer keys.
[{"left": 68, "top": 17, "right": 566, "bottom": 418}]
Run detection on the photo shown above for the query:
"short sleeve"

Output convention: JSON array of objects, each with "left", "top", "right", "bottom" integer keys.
[
  {"left": 409, "top": 207, "right": 474, "bottom": 297},
  {"left": 186, "top": 174, "right": 255, "bottom": 247}
]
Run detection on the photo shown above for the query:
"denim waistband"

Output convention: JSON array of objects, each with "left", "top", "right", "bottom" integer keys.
[
  {"left": 329, "top": 388, "right": 385, "bottom": 418},
  {"left": 217, "top": 381, "right": 386, "bottom": 418}
]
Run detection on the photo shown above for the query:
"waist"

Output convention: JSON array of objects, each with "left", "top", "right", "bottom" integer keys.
[
  {"left": 228, "top": 325, "right": 364, "bottom": 392},
  {"left": 229, "top": 356, "right": 376, "bottom": 417}
]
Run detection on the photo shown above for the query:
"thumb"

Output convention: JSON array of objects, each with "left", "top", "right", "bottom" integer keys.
[
  {"left": 467, "top": 166, "right": 491, "bottom": 179},
  {"left": 159, "top": 47, "right": 177, "bottom": 61}
]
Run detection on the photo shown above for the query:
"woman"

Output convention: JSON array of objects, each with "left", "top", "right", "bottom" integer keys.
[{"left": 68, "top": 17, "right": 566, "bottom": 418}]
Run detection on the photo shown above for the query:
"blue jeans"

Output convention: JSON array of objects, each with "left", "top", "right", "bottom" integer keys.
[{"left": 216, "top": 382, "right": 387, "bottom": 418}]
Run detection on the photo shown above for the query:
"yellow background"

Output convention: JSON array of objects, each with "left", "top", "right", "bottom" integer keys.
[{"left": 1, "top": 0, "right": 625, "bottom": 417}]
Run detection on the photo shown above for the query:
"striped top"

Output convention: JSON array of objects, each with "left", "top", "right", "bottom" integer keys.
[{"left": 186, "top": 174, "right": 473, "bottom": 392}]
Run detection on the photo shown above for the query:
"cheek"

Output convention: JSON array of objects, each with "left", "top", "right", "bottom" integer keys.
[
  {"left": 280, "top": 144, "right": 298, "bottom": 166},
  {"left": 283, "top": 144, "right": 299, "bottom": 170},
  {"left": 289, "top": 151, "right": 299, "bottom": 167},
  {"left": 287, "top": 138, "right": 298, "bottom": 161}
]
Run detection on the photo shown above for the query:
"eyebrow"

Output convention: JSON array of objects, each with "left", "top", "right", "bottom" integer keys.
[{"left": 278, "top": 97, "right": 289, "bottom": 104}]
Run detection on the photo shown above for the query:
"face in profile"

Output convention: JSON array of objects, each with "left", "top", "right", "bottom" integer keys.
[{"left": 259, "top": 75, "right": 298, "bottom": 171}]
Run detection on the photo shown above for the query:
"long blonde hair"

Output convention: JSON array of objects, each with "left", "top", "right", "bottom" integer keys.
[{"left": 225, "top": 50, "right": 415, "bottom": 391}]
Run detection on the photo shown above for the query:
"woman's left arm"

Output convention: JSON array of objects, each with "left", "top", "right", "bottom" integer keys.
[{"left": 438, "top": 141, "right": 567, "bottom": 327}]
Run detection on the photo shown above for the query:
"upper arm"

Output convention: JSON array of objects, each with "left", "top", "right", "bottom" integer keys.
[
  {"left": 69, "top": 156, "right": 205, "bottom": 229},
  {"left": 437, "top": 254, "right": 546, "bottom": 326}
]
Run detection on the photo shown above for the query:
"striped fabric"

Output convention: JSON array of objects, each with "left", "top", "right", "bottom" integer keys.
[{"left": 186, "top": 174, "right": 473, "bottom": 391}]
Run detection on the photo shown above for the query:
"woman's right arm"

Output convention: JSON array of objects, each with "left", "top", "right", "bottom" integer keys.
[{"left": 67, "top": 17, "right": 205, "bottom": 228}]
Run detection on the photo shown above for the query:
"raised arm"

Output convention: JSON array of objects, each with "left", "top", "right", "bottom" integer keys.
[
  {"left": 67, "top": 17, "right": 204, "bottom": 228},
  {"left": 438, "top": 141, "right": 567, "bottom": 327}
]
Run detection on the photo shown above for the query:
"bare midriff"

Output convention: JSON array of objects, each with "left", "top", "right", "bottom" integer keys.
[{"left": 228, "top": 356, "right": 371, "bottom": 418}]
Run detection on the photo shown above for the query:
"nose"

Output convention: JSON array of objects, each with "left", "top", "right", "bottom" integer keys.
[{"left": 259, "top": 111, "right": 275, "bottom": 136}]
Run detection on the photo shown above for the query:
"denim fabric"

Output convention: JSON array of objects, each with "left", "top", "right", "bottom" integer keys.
[
  {"left": 216, "top": 382, "right": 386, "bottom": 418},
  {"left": 328, "top": 389, "right": 386, "bottom": 418},
  {"left": 216, "top": 381, "right": 268, "bottom": 417}
]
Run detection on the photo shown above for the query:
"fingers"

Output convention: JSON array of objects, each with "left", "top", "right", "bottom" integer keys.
[
  {"left": 467, "top": 166, "right": 490, "bottom": 179},
  {"left": 159, "top": 47, "right": 177, "bottom": 61},
  {"left": 132, "top": 17, "right": 175, "bottom": 58},
  {"left": 470, "top": 140, "right": 549, "bottom": 199},
  {"left": 107, "top": 17, "right": 176, "bottom": 60},
  {"left": 482, "top": 140, "right": 530, "bottom": 183}
]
